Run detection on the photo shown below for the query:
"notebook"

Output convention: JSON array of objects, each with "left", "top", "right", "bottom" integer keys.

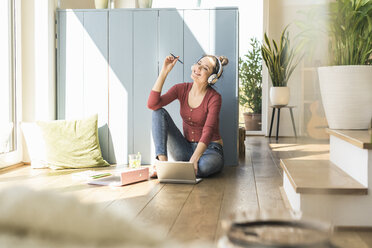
[
  {"left": 155, "top": 160, "right": 202, "bottom": 184},
  {"left": 88, "top": 167, "right": 149, "bottom": 186}
]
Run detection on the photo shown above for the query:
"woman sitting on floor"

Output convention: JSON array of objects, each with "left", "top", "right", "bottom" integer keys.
[{"left": 147, "top": 54, "right": 229, "bottom": 178}]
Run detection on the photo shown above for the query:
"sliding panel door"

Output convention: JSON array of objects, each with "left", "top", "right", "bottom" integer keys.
[
  {"left": 183, "top": 9, "right": 210, "bottom": 82},
  {"left": 210, "top": 9, "right": 238, "bottom": 165},
  {"left": 108, "top": 10, "right": 133, "bottom": 164},
  {"left": 57, "top": 11, "right": 84, "bottom": 120},
  {"left": 133, "top": 10, "right": 158, "bottom": 164},
  {"left": 83, "top": 11, "right": 109, "bottom": 161},
  {"left": 158, "top": 9, "right": 184, "bottom": 133}
]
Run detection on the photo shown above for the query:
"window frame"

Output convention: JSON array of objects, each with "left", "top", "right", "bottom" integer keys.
[{"left": 0, "top": 0, "right": 22, "bottom": 168}]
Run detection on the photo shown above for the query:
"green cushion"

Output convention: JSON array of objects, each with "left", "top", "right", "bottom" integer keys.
[{"left": 37, "top": 115, "right": 109, "bottom": 170}]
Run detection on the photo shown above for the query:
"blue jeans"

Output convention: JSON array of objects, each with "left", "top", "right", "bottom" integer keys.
[{"left": 152, "top": 108, "right": 224, "bottom": 178}]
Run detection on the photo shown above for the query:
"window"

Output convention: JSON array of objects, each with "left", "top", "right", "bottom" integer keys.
[{"left": 0, "top": 0, "right": 17, "bottom": 163}]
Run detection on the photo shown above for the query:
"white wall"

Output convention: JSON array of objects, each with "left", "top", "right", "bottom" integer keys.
[
  {"left": 265, "top": 0, "right": 330, "bottom": 138},
  {"left": 21, "top": 0, "right": 35, "bottom": 121},
  {"left": 21, "top": 0, "right": 57, "bottom": 161},
  {"left": 22, "top": 0, "right": 56, "bottom": 122}
]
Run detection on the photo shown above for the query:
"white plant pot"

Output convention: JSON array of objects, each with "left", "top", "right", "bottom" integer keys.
[
  {"left": 270, "top": 87, "right": 290, "bottom": 106},
  {"left": 95, "top": 0, "right": 108, "bottom": 9},
  {"left": 318, "top": 65, "right": 372, "bottom": 129},
  {"left": 138, "top": 0, "right": 152, "bottom": 8},
  {"left": 115, "top": 0, "right": 137, "bottom": 8}
]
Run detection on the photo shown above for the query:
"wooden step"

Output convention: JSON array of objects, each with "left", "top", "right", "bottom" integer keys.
[
  {"left": 327, "top": 129, "right": 372, "bottom": 150},
  {"left": 280, "top": 159, "right": 368, "bottom": 195}
]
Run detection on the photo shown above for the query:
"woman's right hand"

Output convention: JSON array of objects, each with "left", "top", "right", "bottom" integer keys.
[
  {"left": 151, "top": 56, "right": 178, "bottom": 92},
  {"left": 161, "top": 55, "right": 179, "bottom": 75}
]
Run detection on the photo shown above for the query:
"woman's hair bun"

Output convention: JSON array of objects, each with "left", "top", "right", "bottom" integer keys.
[{"left": 219, "top": 56, "right": 229, "bottom": 66}]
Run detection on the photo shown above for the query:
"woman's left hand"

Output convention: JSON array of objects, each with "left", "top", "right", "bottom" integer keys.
[
  {"left": 189, "top": 143, "right": 207, "bottom": 175},
  {"left": 189, "top": 157, "right": 198, "bottom": 174}
]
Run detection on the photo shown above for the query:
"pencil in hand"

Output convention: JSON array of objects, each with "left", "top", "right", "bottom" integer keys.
[{"left": 170, "top": 53, "right": 183, "bottom": 64}]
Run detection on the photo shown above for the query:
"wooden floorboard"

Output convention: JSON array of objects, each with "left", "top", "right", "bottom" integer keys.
[
  {"left": 134, "top": 183, "right": 194, "bottom": 239},
  {"left": 0, "top": 136, "right": 371, "bottom": 247},
  {"left": 358, "top": 231, "right": 372, "bottom": 247},
  {"left": 167, "top": 174, "right": 225, "bottom": 242},
  {"left": 331, "top": 231, "right": 370, "bottom": 248},
  {"left": 247, "top": 137, "right": 286, "bottom": 211},
  {"left": 214, "top": 155, "right": 259, "bottom": 243},
  {"left": 105, "top": 180, "right": 165, "bottom": 221}
]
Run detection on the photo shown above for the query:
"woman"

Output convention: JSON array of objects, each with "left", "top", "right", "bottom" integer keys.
[{"left": 147, "top": 54, "right": 229, "bottom": 178}]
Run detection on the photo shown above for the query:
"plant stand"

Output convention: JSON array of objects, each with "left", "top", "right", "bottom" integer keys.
[{"left": 269, "top": 105, "right": 297, "bottom": 140}]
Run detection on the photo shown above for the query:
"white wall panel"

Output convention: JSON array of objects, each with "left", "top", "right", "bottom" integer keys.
[
  {"left": 109, "top": 11, "right": 133, "bottom": 164},
  {"left": 210, "top": 9, "right": 239, "bottom": 165},
  {"left": 183, "top": 9, "right": 210, "bottom": 81},
  {"left": 58, "top": 11, "right": 84, "bottom": 120},
  {"left": 158, "top": 9, "right": 184, "bottom": 132},
  {"left": 83, "top": 11, "right": 109, "bottom": 161},
  {"left": 133, "top": 10, "right": 158, "bottom": 164}
]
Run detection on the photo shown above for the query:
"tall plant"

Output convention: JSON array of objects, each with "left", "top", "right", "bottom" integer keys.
[
  {"left": 329, "top": 0, "right": 372, "bottom": 65},
  {"left": 261, "top": 26, "right": 302, "bottom": 87},
  {"left": 239, "top": 38, "right": 262, "bottom": 114}
]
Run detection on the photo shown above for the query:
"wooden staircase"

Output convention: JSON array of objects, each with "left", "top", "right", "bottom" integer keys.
[{"left": 280, "top": 129, "right": 372, "bottom": 227}]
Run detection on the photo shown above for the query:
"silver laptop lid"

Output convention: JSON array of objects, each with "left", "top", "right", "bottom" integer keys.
[{"left": 155, "top": 160, "right": 202, "bottom": 184}]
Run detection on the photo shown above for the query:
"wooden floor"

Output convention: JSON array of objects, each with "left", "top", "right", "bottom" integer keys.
[{"left": 1, "top": 136, "right": 372, "bottom": 247}]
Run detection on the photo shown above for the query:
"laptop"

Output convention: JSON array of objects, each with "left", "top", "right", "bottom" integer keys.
[{"left": 155, "top": 160, "right": 203, "bottom": 184}]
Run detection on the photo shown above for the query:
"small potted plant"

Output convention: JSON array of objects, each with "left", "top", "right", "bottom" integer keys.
[
  {"left": 261, "top": 26, "right": 302, "bottom": 106},
  {"left": 317, "top": 0, "right": 372, "bottom": 129},
  {"left": 239, "top": 38, "right": 262, "bottom": 131}
]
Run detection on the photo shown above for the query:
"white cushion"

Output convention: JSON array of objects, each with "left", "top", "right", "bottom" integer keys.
[{"left": 21, "top": 123, "right": 48, "bottom": 169}]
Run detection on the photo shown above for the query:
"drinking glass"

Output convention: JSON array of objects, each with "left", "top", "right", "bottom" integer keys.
[{"left": 129, "top": 153, "right": 141, "bottom": 168}]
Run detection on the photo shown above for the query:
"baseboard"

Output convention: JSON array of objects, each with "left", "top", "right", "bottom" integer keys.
[
  {"left": 335, "top": 226, "right": 372, "bottom": 231},
  {"left": 0, "top": 162, "right": 26, "bottom": 175}
]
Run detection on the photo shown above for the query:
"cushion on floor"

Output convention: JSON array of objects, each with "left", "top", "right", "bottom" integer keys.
[{"left": 22, "top": 114, "right": 109, "bottom": 170}]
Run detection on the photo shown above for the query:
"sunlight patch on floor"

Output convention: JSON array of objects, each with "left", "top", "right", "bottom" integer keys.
[{"left": 269, "top": 143, "right": 329, "bottom": 152}]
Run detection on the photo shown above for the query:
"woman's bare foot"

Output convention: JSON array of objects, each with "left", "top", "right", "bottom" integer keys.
[
  {"left": 150, "top": 170, "right": 157, "bottom": 178},
  {"left": 150, "top": 155, "right": 167, "bottom": 179},
  {"left": 158, "top": 155, "right": 168, "bottom": 161}
]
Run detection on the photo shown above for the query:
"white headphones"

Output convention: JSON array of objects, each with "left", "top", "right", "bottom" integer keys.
[
  {"left": 192, "top": 56, "right": 223, "bottom": 85},
  {"left": 208, "top": 56, "right": 222, "bottom": 85}
]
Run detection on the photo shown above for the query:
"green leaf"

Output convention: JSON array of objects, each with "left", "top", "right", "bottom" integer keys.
[
  {"left": 329, "top": 0, "right": 372, "bottom": 65},
  {"left": 239, "top": 37, "right": 263, "bottom": 113},
  {"left": 261, "top": 24, "right": 302, "bottom": 87}
]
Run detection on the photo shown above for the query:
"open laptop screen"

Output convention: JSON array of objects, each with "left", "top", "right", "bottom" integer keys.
[{"left": 155, "top": 161, "right": 202, "bottom": 184}]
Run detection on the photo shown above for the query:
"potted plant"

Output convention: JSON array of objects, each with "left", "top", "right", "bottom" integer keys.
[
  {"left": 317, "top": 0, "right": 372, "bottom": 129},
  {"left": 239, "top": 38, "right": 262, "bottom": 131},
  {"left": 261, "top": 26, "right": 302, "bottom": 106}
]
